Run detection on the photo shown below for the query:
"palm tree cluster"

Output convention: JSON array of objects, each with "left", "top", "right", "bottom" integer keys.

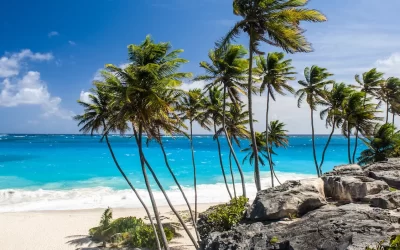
[{"left": 74, "top": 1, "right": 400, "bottom": 249}]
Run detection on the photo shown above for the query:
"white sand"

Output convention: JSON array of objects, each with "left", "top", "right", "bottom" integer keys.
[{"left": 0, "top": 204, "right": 218, "bottom": 250}]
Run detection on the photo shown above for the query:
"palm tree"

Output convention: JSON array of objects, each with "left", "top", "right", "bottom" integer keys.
[
  {"left": 217, "top": 103, "right": 250, "bottom": 198},
  {"left": 242, "top": 132, "right": 271, "bottom": 177},
  {"left": 254, "top": 52, "right": 295, "bottom": 186},
  {"left": 196, "top": 44, "right": 249, "bottom": 196},
  {"left": 296, "top": 66, "right": 333, "bottom": 176},
  {"left": 354, "top": 68, "right": 385, "bottom": 101},
  {"left": 341, "top": 91, "right": 381, "bottom": 164},
  {"left": 220, "top": 0, "right": 326, "bottom": 190},
  {"left": 319, "top": 82, "right": 352, "bottom": 173},
  {"left": 265, "top": 120, "right": 289, "bottom": 184},
  {"left": 74, "top": 81, "right": 162, "bottom": 250},
  {"left": 105, "top": 35, "right": 196, "bottom": 249},
  {"left": 358, "top": 123, "right": 400, "bottom": 165},
  {"left": 178, "top": 88, "right": 209, "bottom": 223},
  {"left": 203, "top": 86, "right": 233, "bottom": 198},
  {"left": 377, "top": 77, "right": 400, "bottom": 123}
]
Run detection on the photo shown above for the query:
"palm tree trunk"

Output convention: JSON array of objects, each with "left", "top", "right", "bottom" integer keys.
[
  {"left": 134, "top": 127, "right": 169, "bottom": 250},
  {"left": 248, "top": 28, "right": 262, "bottom": 191},
  {"left": 352, "top": 128, "right": 359, "bottom": 164},
  {"left": 214, "top": 122, "right": 232, "bottom": 199},
  {"left": 347, "top": 123, "right": 352, "bottom": 164},
  {"left": 143, "top": 158, "right": 200, "bottom": 249},
  {"left": 189, "top": 121, "right": 198, "bottom": 222},
  {"left": 228, "top": 146, "right": 237, "bottom": 199},
  {"left": 104, "top": 133, "right": 161, "bottom": 250},
  {"left": 157, "top": 135, "right": 199, "bottom": 241},
  {"left": 319, "top": 120, "right": 335, "bottom": 175},
  {"left": 386, "top": 100, "right": 389, "bottom": 124},
  {"left": 265, "top": 87, "right": 274, "bottom": 187},
  {"left": 102, "top": 121, "right": 160, "bottom": 249},
  {"left": 310, "top": 107, "right": 320, "bottom": 177},
  {"left": 393, "top": 112, "right": 396, "bottom": 126},
  {"left": 221, "top": 86, "right": 246, "bottom": 197}
]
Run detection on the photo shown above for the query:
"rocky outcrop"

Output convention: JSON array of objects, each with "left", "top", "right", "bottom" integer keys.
[
  {"left": 246, "top": 179, "right": 326, "bottom": 221},
  {"left": 204, "top": 204, "right": 400, "bottom": 250},
  {"left": 323, "top": 175, "right": 388, "bottom": 201},
  {"left": 365, "top": 160, "right": 400, "bottom": 189},
  {"left": 201, "top": 159, "right": 400, "bottom": 250}
]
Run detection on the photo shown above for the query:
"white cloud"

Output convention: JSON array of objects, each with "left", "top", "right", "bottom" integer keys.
[
  {"left": 48, "top": 31, "right": 59, "bottom": 38},
  {"left": 0, "top": 49, "right": 53, "bottom": 78},
  {"left": 0, "top": 71, "right": 74, "bottom": 120},
  {"left": 79, "top": 90, "right": 92, "bottom": 103},
  {"left": 375, "top": 52, "right": 400, "bottom": 77},
  {"left": 68, "top": 41, "right": 76, "bottom": 46}
]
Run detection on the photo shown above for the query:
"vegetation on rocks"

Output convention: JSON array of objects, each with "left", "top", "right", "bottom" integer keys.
[{"left": 89, "top": 208, "right": 175, "bottom": 249}]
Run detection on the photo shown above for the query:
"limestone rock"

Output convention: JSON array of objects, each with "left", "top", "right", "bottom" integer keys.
[
  {"left": 203, "top": 204, "right": 400, "bottom": 250},
  {"left": 323, "top": 175, "right": 388, "bottom": 201},
  {"left": 246, "top": 178, "right": 326, "bottom": 221},
  {"left": 364, "top": 160, "right": 400, "bottom": 189},
  {"left": 365, "top": 191, "right": 400, "bottom": 209},
  {"left": 324, "top": 164, "right": 365, "bottom": 176}
]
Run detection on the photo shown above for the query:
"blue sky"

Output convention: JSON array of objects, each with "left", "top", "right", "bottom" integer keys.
[{"left": 1, "top": 0, "right": 400, "bottom": 134}]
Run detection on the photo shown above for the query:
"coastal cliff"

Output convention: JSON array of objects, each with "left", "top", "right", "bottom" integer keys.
[{"left": 201, "top": 159, "right": 400, "bottom": 250}]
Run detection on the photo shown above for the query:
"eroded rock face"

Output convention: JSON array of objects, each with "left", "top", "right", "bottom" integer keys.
[
  {"left": 203, "top": 205, "right": 400, "bottom": 250},
  {"left": 323, "top": 175, "right": 388, "bottom": 201},
  {"left": 324, "top": 164, "right": 365, "bottom": 177},
  {"left": 365, "top": 191, "right": 400, "bottom": 209},
  {"left": 246, "top": 179, "right": 326, "bottom": 221},
  {"left": 364, "top": 161, "right": 400, "bottom": 189}
]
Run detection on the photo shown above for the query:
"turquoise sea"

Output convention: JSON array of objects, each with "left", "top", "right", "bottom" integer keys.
[{"left": 0, "top": 134, "right": 365, "bottom": 212}]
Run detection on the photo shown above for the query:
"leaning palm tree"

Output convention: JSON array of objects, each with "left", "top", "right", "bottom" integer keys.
[
  {"left": 217, "top": 103, "right": 250, "bottom": 198},
  {"left": 106, "top": 36, "right": 198, "bottom": 249},
  {"left": 254, "top": 52, "right": 295, "bottom": 186},
  {"left": 196, "top": 44, "right": 249, "bottom": 196},
  {"left": 203, "top": 86, "right": 233, "bottom": 198},
  {"left": 265, "top": 120, "right": 289, "bottom": 185},
  {"left": 296, "top": 66, "right": 333, "bottom": 176},
  {"left": 74, "top": 81, "right": 162, "bottom": 250},
  {"left": 319, "top": 82, "right": 352, "bottom": 173},
  {"left": 377, "top": 77, "right": 400, "bottom": 123},
  {"left": 358, "top": 123, "right": 400, "bottom": 165},
  {"left": 354, "top": 68, "right": 385, "bottom": 102},
  {"left": 220, "top": 0, "right": 326, "bottom": 190},
  {"left": 178, "top": 88, "right": 210, "bottom": 223}
]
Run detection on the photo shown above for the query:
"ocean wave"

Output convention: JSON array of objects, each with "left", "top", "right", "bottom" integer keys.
[{"left": 0, "top": 172, "right": 314, "bottom": 212}]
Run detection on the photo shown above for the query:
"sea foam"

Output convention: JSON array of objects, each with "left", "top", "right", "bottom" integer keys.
[{"left": 0, "top": 172, "right": 313, "bottom": 212}]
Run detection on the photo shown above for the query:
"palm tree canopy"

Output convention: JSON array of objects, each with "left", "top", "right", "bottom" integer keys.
[
  {"left": 378, "top": 77, "right": 400, "bottom": 105},
  {"left": 217, "top": 103, "right": 250, "bottom": 147},
  {"left": 358, "top": 123, "right": 400, "bottom": 165},
  {"left": 221, "top": 0, "right": 327, "bottom": 53},
  {"left": 320, "top": 82, "right": 353, "bottom": 128},
  {"left": 178, "top": 88, "right": 211, "bottom": 130},
  {"left": 242, "top": 132, "right": 271, "bottom": 166},
  {"left": 195, "top": 44, "right": 249, "bottom": 105},
  {"left": 354, "top": 68, "right": 385, "bottom": 97},
  {"left": 266, "top": 120, "right": 289, "bottom": 148},
  {"left": 203, "top": 86, "right": 225, "bottom": 126},
  {"left": 296, "top": 65, "right": 334, "bottom": 110},
  {"left": 105, "top": 35, "right": 192, "bottom": 140},
  {"left": 254, "top": 52, "right": 296, "bottom": 100}
]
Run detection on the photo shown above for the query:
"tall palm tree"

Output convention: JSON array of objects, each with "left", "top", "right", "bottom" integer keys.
[
  {"left": 74, "top": 82, "right": 162, "bottom": 250},
  {"left": 178, "top": 88, "right": 209, "bottom": 222},
  {"left": 296, "top": 66, "right": 333, "bottom": 176},
  {"left": 319, "top": 82, "right": 352, "bottom": 173},
  {"left": 196, "top": 44, "right": 249, "bottom": 196},
  {"left": 105, "top": 35, "right": 195, "bottom": 249},
  {"left": 377, "top": 77, "right": 400, "bottom": 123},
  {"left": 254, "top": 52, "right": 295, "bottom": 186},
  {"left": 203, "top": 86, "right": 233, "bottom": 198},
  {"left": 358, "top": 123, "right": 400, "bottom": 165},
  {"left": 341, "top": 91, "right": 381, "bottom": 164},
  {"left": 217, "top": 103, "right": 250, "bottom": 198},
  {"left": 354, "top": 68, "right": 385, "bottom": 101},
  {"left": 220, "top": 0, "right": 326, "bottom": 190},
  {"left": 265, "top": 120, "right": 289, "bottom": 184}
]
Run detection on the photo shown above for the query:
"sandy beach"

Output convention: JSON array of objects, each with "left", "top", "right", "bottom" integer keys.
[{"left": 0, "top": 204, "right": 217, "bottom": 250}]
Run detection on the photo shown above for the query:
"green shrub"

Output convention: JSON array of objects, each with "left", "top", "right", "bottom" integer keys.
[
  {"left": 366, "top": 235, "right": 400, "bottom": 250},
  {"left": 89, "top": 208, "right": 175, "bottom": 248},
  {"left": 198, "top": 196, "right": 249, "bottom": 240}
]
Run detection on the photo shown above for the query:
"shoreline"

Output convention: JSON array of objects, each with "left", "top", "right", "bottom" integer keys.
[{"left": 0, "top": 204, "right": 219, "bottom": 250}]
